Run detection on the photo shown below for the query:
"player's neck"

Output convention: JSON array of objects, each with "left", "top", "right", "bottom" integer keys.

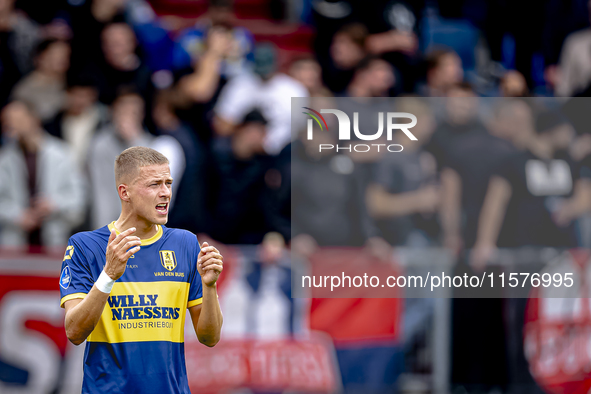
[{"left": 113, "top": 215, "right": 159, "bottom": 240}]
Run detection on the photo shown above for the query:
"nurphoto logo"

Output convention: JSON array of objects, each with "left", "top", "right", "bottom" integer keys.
[{"left": 303, "top": 107, "right": 418, "bottom": 153}]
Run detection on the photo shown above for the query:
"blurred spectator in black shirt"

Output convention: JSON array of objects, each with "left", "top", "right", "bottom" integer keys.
[
  {"left": 96, "top": 22, "right": 153, "bottom": 105},
  {"left": 68, "top": 0, "right": 126, "bottom": 73},
  {"left": 312, "top": 0, "right": 421, "bottom": 92},
  {"left": 264, "top": 142, "right": 291, "bottom": 243},
  {"left": 337, "top": 59, "right": 396, "bottom": 169},
  {"left": 44, "top": 73, "right": 109, "bottom": 170},
  {"left": 361, "top": 1, "right": 419, "bottom": 92},
  {"left": 441, "top": 89, "right": 521, "bottom": 394},
  {"left": 430, "top": 84, "right": 515, "bottom": 254},
  {"left": 208, "top": 109, "right": 274, "bottom": 244},
  {"left": 11, "top": 39, "right": 70, "bottom": 123},
  {"left": 320, "top": 23, "right": 368, "bottom": 94},
  {"left": 176, "top": 25, "right": 234, "bottom": 142},
  {"left": 291, "top": 110, "right": 377, "bottom": 251},
  {"left": 473, "top": 108, "right": 591, "bottom": 267},
  {"left": 151, "top": 88, "right": 207, "bottom": 234},
  {"left": 367, "top": 97, "right": 439, "bottom": 246}
]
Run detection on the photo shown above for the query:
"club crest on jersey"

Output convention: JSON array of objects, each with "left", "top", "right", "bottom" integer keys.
[
  {"left": 60, "top": 266, "right": 71, "bottom": 289},
  {"left": 159, "top": 250, "right": 177, "bottom": 271}
]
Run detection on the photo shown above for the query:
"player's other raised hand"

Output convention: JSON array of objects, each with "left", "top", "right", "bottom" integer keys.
[
  {"left": 197, "top": 242, "right": 223, "bottom": 287},
  {"left": 105, "top": 228, "right": 141, "bottom": 280}
]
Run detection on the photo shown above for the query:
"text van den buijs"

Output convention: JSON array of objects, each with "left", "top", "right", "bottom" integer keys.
[{"left": 107, "top": 294, "right": 180, "bottom": 321}]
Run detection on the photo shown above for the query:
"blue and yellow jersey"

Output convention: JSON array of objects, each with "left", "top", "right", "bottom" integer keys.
[{"left": 59, "top": 222, "right": 203, "bottom": 394}]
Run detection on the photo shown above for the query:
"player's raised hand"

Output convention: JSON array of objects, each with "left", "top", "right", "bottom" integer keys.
[
  {"left": 197, "top": 242, "right": 223, "bottom": 287},
  {"left": 105, "top": 228, "right": 141, "bottom": 280}
]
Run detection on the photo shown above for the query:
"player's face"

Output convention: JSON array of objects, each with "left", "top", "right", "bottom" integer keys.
[{"left": 128, "top": 164, "right": 172, "bottom": 225}]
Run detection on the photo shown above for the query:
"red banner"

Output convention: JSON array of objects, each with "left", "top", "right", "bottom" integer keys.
[
  {"left": 185, "top": 335, "right": 339, "bottom": 393},
  {"left": 525, "top": 250, "right": 591, "bottom": 394}
]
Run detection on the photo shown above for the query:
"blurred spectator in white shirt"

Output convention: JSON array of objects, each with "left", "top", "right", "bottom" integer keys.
[
  {"left": 555, "top": 27, "right": 591, "bottom": 96},
  {"left": 88, "top": 88, "right": 153, "bottom": 229},
  {"left": 213, "top": 43, "right": 308, "bottom": 155},
  {"left": 0, "top": 100, "right": 85, "bottom": 249}
]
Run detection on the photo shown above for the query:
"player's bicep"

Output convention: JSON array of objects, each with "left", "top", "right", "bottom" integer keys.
[
  {"left": 188, "top": 304, "right": 202, "bottom": 326},
  {"left": 63, "top": 298, "right": 83, "bottom": 316}
]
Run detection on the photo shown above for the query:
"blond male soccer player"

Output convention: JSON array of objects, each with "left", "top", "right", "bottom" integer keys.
[{"left": 59, "top": 147, "right": 223, "bottom": 393}]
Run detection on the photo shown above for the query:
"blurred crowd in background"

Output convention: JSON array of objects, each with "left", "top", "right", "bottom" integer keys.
[
  {"left": 0, "top": 0, "right": 591, "bottom": 253},
  {"left": 2, "top": 0, "right": 591, "bottom": 393},
  {"left": 1, "top": 0, "right": 591, "bottom": 255}
]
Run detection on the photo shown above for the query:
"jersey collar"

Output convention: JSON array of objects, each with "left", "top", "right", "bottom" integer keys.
[{"left": 107, "top": 221, "right": 163, "bottom": 246}]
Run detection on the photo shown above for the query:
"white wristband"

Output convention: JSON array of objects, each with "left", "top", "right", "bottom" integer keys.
[{"left": 95, "top": 270, "right": 116, "bottom": 294}]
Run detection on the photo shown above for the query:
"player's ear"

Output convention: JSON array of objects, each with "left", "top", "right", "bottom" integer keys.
[{"left": 118, "top": 184, "right": 131, "bottom": 202}]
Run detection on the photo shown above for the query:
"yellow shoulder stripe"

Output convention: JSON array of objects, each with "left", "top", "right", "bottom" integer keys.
[
  {"left": 60, "top": 293, "right": 87, "bottom": 308},
  {"left": 187, "top": 298, "right": 203, "bottom": 308}
]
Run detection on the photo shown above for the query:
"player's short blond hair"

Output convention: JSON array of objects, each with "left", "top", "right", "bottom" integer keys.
[{"left": 115, "top": 146, "right": 169, "bottom": 185}]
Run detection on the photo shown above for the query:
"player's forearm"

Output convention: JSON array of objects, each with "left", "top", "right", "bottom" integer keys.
[
  {"left": 196, "top": 284, "right": 223, "bottom": 347},
  {"left": 65, "top": 287, "right": 110, "bottom": 345}
]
